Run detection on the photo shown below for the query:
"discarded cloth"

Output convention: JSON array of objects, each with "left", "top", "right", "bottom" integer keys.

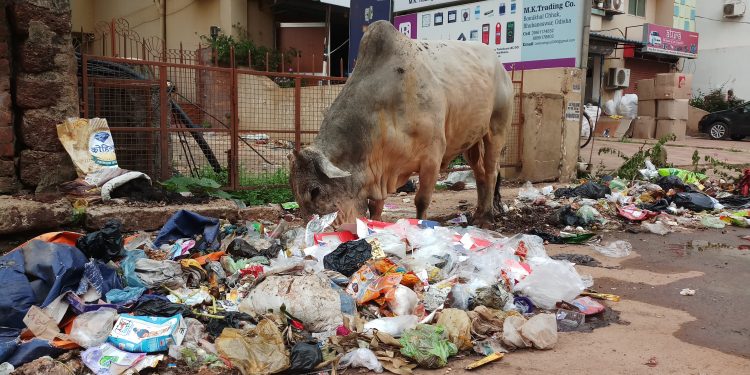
[{"left": 153, "top": 210, "right": 220, "bottom": 252}]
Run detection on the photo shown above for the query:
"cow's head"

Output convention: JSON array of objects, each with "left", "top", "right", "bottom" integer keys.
[{"left": 289, "top": 147, "right": 367, "bottom": 225}]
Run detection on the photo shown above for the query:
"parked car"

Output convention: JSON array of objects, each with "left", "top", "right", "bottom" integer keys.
[{"left": 699, "top": 102, "right": 750, "bottom": 140}]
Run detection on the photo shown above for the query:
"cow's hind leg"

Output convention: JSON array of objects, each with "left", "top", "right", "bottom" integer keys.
[
  {"left": 464, "top": 141, "right": 487, "bottom": 220},
  {"left": 474, "top": 112, "right": 510, "bottom": 227},
  {"left": 415, "top": 161, "right": 440, "bottom": 219},
  {"left": 368, "top": 199, "right": 384, "bottom": 221}
]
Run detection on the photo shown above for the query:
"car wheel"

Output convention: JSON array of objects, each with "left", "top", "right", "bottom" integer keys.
[
  {"left": 730, "top": 135, "right": 745, "bottom": 141},
  {"left": 708, "top": 122, "right": 729, "bottom": 140}
]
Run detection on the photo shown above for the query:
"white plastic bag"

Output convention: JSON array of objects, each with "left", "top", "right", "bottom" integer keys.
[
  {"left": 70, "top": 308, "right": 118, "bottom": 348},
  {"left": 517, "top": 181, "right": 541, "bottom": 201},
  {"left": 388, "top": 285, "right": 419, "bottom": 316},
  {"left": 617, "top": 94, "right": 639, "bottom": 119},
  {"left": 643, "top": 221, "right": 672, "bottom": 236},
  {"left": 581, "top": 115, "right": 591, "bottom": 139},
  {"left": 584, "top": 104, "right": 601, "bottom": 126},
  {"left": 304, "top": 212, "right": 338, "bottom": 247},
  {"left": 340, "top": 348, "right": 383, "bottom": 373},
  {"left": 363, "top": 315, "right": 418, "bottom": 337},
  {"left": 604, "top": 99, "right": 617, "bottom": 116},
  {"left": 520, "top": 313, "right": 558, "bottom": 349},
  {"left": 513, "top": 258, "right": 586, "bottom": 309},
  {"left": 590, "top": 240, "right": 632, "bottom": 258}
]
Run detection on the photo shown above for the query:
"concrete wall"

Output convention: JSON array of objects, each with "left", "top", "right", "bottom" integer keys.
[
  {"left": 687, "top": 105, "right": 708, "bottom": 137},
  {"left": 505, "top": 68, "right": 583, "bottom": 183},
  {"left": 688, "top": 0, "right": 750, "bottom": 99}
]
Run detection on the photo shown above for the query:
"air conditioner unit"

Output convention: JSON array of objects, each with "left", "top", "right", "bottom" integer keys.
[
  {"left": 606, "top": 68, "right": 630, "bottom": 88},
  {"left": 602, "top": 0, "right": 625, "bottom": 13},
  {"left": 724, "top": 0, "right": 746, "bottom": 18}
]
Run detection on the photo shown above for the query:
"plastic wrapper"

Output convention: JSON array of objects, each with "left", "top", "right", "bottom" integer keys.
[
  {"left": 701, "top": 216, "right": 726, "bottom": 229},
  {"left": 517, "top": 181, "right": 541, "bottom": 201},
  {"left": 556, "top": 309, "right": 586, "bottom": 332},
  {"left": 590, "top": 240, "right": 632, "bottom": 258},
  {"left": 346, "top": 258, "right": 409, "bottom": 306},
  {"left": 70, "top": 308, "right": 119, "bottom": 348},
  {"left": 399, "top": 324, "right": 458, "bottom": 369},
  {"left": 643, "top": 221, "right": 672, "bottom": 235},
  {"left": 81, "top": 343, "right": 146, "bottom": 375},
  {"left": 436, "top": 309, "right": 472, "bottom": 351},
  {"left": 215, "top": 320, "right": 290, "bottom": 375},
  {"left": 304, "top": 212, "right": 338, "bottom": 247},
  {"left": 108, "top": 314, "right": 186, "bottom": 353},
  {"left": 363, "top": 315, "right": 418, "bottom": 337},
  {"left": 513, "top": 258, "right": 586, "bottom": 309},
  {"left": 340, "top": 348, "right": 383, "bottom": 373},
  {"left": 365, "top": 232, "right": 407, "bottom": 259}
]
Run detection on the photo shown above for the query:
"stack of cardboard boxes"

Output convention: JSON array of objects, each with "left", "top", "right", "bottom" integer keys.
[{"left": 633, "top": 73, "right": 692, "bottom": 140}]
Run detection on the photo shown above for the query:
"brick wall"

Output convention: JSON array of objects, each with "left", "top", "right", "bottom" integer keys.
[{"left": 0, "top": 2, "right": 18, "bottom": 193}]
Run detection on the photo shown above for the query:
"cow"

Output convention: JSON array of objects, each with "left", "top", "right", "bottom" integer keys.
[{"left": 289, "top": 20, "right": 514, "bottom": 227}]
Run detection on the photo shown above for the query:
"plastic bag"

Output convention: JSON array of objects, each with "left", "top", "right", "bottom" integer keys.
[
  {"left": 365, "top": 232, "right": 407, "bottom": 259},
  {"left": 105, "top": 286, "right": 146, "bottom": 304},
  {"left": 643, "top": 221, "right": 672, "bottom": 235},
  {"left": 70, "top": 308, "right": 118, "bottom": 348},
  {"left": 604, "top": 99, "right": 617, "bottom": 116},
  {"left": 132, "top": 299, "right": 192, "bottom": 317},
  {"left": 227, "top": 238, "right": 281, "bottom": 259},
  {"left": 576, "top": 205, "right": 601, "bottom": 225},
  {"left": 216, "top": 320, "right": 290, "bottom": 375},
  {"left": 674, "top": 192, "right": 714, "bottom": 212},
  {"left": 701, "top": 216, "right": 726, "bottom": 229},
  {"left": 502, "top": 315, "right": 530, "bottom": 348},
  {"left": 517, "top": 181, "right": 541, "bottom": 201},
  {"left": 76, "top": 220, "right": 124, "bottom": 261},
  {"left": 388, "top": 285, "right": 419, "bottom": 316},
  {"left": 581, "top": 114, "right": 591, "bottom": 139},
  {"left": 436, "top": 309, "right": 472, "bottom": 351},
  {"left": 364, "top": 315, "right": 419, "bottom": 337},
  {"left": 554, "top": 182, "right": 611, "bottom": 199},
  {"left": 290, "top": 341, "right": 323, "bottom": 372},
  {"left": 305, "top": 212, "right": 338, "bottom": 247},
  {"left": 590, "top": 240, "right": 632, "bottom": 258},
  {"left": 400, "top": 324, "right": 458, "bottom": 369},
  {"left": 617, "top": 94, "right": 638, "bottom": 119},
  {"left": 513, "top": 258, "right": 586, "bottom": 309},
  {"left": 323, "top": 239, "right": 372, "bottom": 277},
  {"left": 520, "top": 313, "right": 558, "bottom": 349},
  {"left": 340, "top": 348, "right": 383, "bottom": 373}
]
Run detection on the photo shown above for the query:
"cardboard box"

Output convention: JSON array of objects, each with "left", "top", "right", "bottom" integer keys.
[
  {"left": 593, "top": 117, "right": 621, "bottom": 137},
  {"left": 655, "top": 73, "right": 693, "bottom": 99},
  {"left": 657, "top": 99, "right": 689, "bottom": 120},
  {"left": 639, "top": 100, "right": 656, "bottom": 117},
  {"left": 656, "top": 119, "right": 687, "bottom": 141},
  {"left": 632, "top": 116, "right": 656, "bottom": 139},
  {"left": 637, "top": 79, "right": 655, "bottom": 100}
]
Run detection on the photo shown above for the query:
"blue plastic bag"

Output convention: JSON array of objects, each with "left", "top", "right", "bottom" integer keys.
[{"left": 153, "top": 210, "right": 220, "bottom": 252}]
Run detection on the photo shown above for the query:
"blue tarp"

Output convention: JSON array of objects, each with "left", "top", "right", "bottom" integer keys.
[
  {"left": 153, "top": 210, "right": 220, "bottom": 251},
  {"left": 0, "top": 327, "right": 63, "bottom": 367},
  {"left": 0, "top": 240, "right": 88, "bottom": 328}
]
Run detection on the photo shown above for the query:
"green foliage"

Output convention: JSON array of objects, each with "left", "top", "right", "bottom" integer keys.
[
  {"left": 598, "top": 135, "right": 675, "bottom": 180},
  {"left": 187, "top": 167, "right": 293, "bottom": 206},
  {"left": 691, "top": 150, "right": 702, "bottom": 173},
  {"left": 703, "top": 155, "right": 745, "bottom": 181},
  {"left": 449, "top": 155, "right": 467, "bottom": 168},
  {"left": 200, "top": 24, "right": 298, "bottom": 73},
  {"left": 161, "top": 175, "right": 232, "bottom": 199},
  {"left": 690, "top": 87, "right": 744, "bottom": 113}
]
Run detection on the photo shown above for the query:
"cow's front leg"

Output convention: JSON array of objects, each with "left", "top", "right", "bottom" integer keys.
[
  {"left": 368, "top": 199, "right": 384, "bottom": 221},
  {"left": 415, "top": 161, "right": 440, "bottom": 219}
]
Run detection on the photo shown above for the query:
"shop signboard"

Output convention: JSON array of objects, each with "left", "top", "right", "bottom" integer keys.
[
  {"left": 393, "top": 0, "right": 585, "bottom": 70},
  {"left": 393, "top": 0, "right": 464, "bottom": 13},
  {"left": 642, "top": 23, "right": 699, "bottom": 59},
  {"left": 349, "top": 0, "right": 393, "bottom": 73}
]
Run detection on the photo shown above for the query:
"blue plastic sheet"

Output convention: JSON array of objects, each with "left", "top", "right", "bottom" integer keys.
[
  {"left": 153, "top": 210, "right": 220, "bottom": 252},
  {"left": 121, "top": 250, "right": 147, "bottom": 288},
  {"left": 105, "top": 286, "right": 147, "bottom": 305},
  {"left": 0, "top": 327, "right": 63, "bottom": 367},
  {"left": 0, "top": 240, "right": 87, "bottom": 329}
]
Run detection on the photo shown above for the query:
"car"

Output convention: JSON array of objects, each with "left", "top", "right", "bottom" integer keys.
[
  {"left": 699, "top": 102, "right": 750, "bottom": 140},
  {"left": 649, "top": 31, "right": 661, "bottom": 46}
]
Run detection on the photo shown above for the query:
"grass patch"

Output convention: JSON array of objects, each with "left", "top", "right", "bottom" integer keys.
[{"left": 181, "top": 167, "right": 294, "bottom": 206}]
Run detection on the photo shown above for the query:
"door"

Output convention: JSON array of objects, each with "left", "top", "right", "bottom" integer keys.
[
  {"left": 736, "top": 103, "right": 750, "bottom": 136},
  {"left": 278, "top": 23, "right": 327, "bottom": 74}
]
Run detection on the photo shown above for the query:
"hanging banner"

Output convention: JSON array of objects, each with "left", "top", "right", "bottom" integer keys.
[
  {"left": 349, "top": 0, "right": 393, "bottom": 74},
  {"left": 393, "top": 0, "right": 585, "bottom": 70},
  {"left": 642, "top": 23, "right": 699, "bottom": 59}
]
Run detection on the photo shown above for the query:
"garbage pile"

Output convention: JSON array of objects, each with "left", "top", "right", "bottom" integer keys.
[
  {"left": 514, "top": 162, "right": 750, "bottom": 237},
  {"left": 0, "top": 208, "right": 621, "bottom": 374}
]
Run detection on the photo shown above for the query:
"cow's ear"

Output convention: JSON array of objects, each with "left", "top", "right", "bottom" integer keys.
[{"left": 318, "top": 156, "right": 351, "bottom": 179}]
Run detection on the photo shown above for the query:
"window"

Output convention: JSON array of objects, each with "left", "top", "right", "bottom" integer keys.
[{"left": 628, "top": 0, "right": 647, "bottom": 17}]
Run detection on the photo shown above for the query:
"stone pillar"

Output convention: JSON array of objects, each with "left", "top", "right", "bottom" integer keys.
[
  {"left": 8, "top": 0, "right": 77, "bottom": 191},
  {"left": 0, "top": 1, "right": 19, "bottom": 193}
]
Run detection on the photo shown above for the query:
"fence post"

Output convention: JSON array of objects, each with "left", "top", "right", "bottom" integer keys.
[
  {"left": 159, "top": 65, "right": 170, "bottom": 181},
  {"left": 82, "top": 54, "right": 89, "bottom": 118},
  {"left": 294, "top": 77, "right": 301, "bottom": 151},
  {"left": 230, "top": 47, "right": 239, "bottom": 189}
]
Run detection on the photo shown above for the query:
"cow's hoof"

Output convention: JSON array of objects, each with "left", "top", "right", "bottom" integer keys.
[{"left": 471, "top": 215, "right": 496, "bottom": 229}]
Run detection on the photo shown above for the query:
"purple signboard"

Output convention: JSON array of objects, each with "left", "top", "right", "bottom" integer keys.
[{"left": 642, "top": 23, "right": 699, "bottom": 59}]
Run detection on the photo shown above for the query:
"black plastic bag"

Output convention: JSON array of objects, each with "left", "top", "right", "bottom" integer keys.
[
  {"left": 550, "top": 253, "right": 602, "bottom": 267},
  {"left": 554, "top": 182, "right": 611, "bottom": 199},
  {"left": 227, "top": 238, "right": 281, "bottom": 258},
  {"left": 289, "top": 341, "right": 323, "bottom": 372},
  {"left": 323, "top": 239, "right": 372, "bottom": 277},
  {"left": 76, "top": 219, "right": 123, "bottom": 261},
  {"left": 672, "top": 192, "right": 714, "bottom": 212},
  {"left": 655, "top": 175, "right": 695, "bottom": 192},
  {"left": 131, "top": 299, "right": 192, "bottom": 317},
  {"left": 718, "top": 195, "right": 750, "bottom": 210},
  {"left": 396, "top": 180, "right": 416, "bottom": 193},
  {"left": 639, "top": 198, "right": 670, "bottom": 212},
  {"left": 557, "top": 206, "right": 584, "bottom": 227},
  {"left": 206, "top": 311, "right": 257, "bottom": 338}
]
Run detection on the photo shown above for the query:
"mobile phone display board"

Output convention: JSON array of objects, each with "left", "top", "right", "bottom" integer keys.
[
  {"left": 393, "top": 0, "right": 585, "bottom": 70},
  {"left": 349, "top": 0, "right": 393, "bottom": 74}
]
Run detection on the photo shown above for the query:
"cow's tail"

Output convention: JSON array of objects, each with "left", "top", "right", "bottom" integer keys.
[{"left": 493, "top": 173, "right": 503, "bottom": 217}]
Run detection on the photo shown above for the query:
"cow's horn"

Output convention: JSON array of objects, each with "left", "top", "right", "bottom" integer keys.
[{"left": 319, "top": 157, "right": 351, "bottom": 179}]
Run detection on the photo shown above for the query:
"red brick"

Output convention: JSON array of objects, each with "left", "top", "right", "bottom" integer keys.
[
  {"left": 0, "top": 142, "right": 14, "bottom": 158},
  {"left": 0, "top": 126, "right": 13, "bottom": 142}
]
